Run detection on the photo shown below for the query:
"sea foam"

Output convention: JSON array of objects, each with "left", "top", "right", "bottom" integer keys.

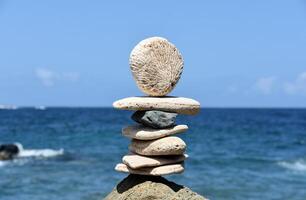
[
  {"left": 0, "top": 143, "right": 64, "bottom": 168},
  {"left": 278, "top": 159, "right": 306, "bottom": 172},
  {"left": 15, "top": 143, "right": 64, "bottom": 158},
  {"left": 0, "top": 161, "right": 8, "bottom": 167}
]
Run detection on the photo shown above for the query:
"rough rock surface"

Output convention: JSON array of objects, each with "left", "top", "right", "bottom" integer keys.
[
  {"left": 104, "top": 174, "right": 207, "bottom": 200},
  {"left": 113, "top": 96, "right": 200, "bottom": 115},
  {"left": 129, "top": 136, "right": 186, "bottom": 156},
  {"left": 129, "top": 37, "right": 184, "bottom": 96},
  {"left": 122, "top": 124, "right": 188, "bottom": 140},
  {"left": 132, "top": 110, "right": 177, "bottom": 129}
]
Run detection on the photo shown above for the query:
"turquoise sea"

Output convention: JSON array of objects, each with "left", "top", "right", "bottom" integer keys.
[{"left": 0, "top": 108, "right": 305, "bottom": 200}]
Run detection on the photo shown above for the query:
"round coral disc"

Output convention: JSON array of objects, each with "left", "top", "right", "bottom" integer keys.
[{"left": 129, "top": 37, "right": 184, "bottom": 96}]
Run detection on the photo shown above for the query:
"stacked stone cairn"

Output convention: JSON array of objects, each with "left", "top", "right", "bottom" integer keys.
[{"left": 113, "top": 37, "right": 200, "bottom": 176}]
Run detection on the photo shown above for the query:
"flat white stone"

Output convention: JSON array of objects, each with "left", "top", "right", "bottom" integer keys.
[
  {"left": 123, "top": 153, "right": 188, "bottom": 169},
  {"left": 129, "top": 136, "right": 186, "bottom": 156},
  {"left": 122, "top": 124, "right": 188, "bottom": 140},
  {"left": 115, "top": 163, "right": 184, "bottom": 176},
  {"left": 113, "top": 96, "right": 200, "bottom": 115}
]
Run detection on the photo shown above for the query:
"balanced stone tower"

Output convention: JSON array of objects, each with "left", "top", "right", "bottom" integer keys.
[{"left": 105, "top": 37, "right": 206, "bottom": 199}]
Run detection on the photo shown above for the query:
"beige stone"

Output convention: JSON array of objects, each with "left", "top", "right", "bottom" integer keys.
[
  {"left": 129, "top": 37, "right": 184, "bottom": 96},
  {"left": 113, "top": 96, "right": 200, "bottom": 115},
  {"left": 122, "top": 124, "right": 188, "bottom": 140},
  {"left": 129, "top": 136, "right": 186, "bottom": 156},
  {"left": 115, "top": 163, "right": 184, "bottom": 176},
  {"left": 123, "top": 153, "right": 188, "bottom": 169}
]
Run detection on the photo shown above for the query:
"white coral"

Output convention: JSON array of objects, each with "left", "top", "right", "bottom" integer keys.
[{"left": 129, "top": 37, "right": 184, "bottom": 96}]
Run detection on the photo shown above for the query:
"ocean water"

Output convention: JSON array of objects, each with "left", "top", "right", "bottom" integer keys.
[{"left": 0, "top": 108, "right": 305, "bottom": 200}]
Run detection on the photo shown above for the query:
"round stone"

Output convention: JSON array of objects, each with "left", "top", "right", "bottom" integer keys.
[
  {"left": 129, "top": 136, "right": 186, "bottom": 156},
  {"left": 129, "top": 37, "right": 184, "bottom": 96},
  {"left": 122, "top": 124, "right": 188, "bottom": 140}
]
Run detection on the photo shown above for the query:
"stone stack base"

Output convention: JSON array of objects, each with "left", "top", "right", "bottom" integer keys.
[{"left": 104, "top": 174, "right": 208, "bottom": 200}]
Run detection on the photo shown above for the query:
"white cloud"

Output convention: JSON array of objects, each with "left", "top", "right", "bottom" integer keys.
[
  {"left": 227, "top": 72, "right": 306, "bottom": 96},
  {"left": 254, "top": 76, "right": 277, "bottom": 94},
  {"left": 35, "top": 68, "right": 58, "bottom": 86},
  {"left": 284, "top": 72, "right": 306, "bottom": 95},
  {"left": 35, "top": 68, "right": 80, "bottom": 87}
]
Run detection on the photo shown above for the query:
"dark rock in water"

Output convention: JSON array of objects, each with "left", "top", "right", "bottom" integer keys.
[
  {"left": 0, "top": 144, "right": 20, "bottom": 160},
  {"left": 104, "top": 174, "right": 207, "bottom": 200},
  {"left": 131, "top": 110, "right": 177, "bottom": 129}
]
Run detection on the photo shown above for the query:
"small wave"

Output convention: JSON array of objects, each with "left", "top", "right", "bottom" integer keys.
[
  {"left": 18, "top": 149, "right": 64, "bottom": 158},
  {"left": 34, "top": 106, "right": 46, "bottom": 110},
  {"left": 278, "top": 160, "right": 306, "bottom": 171},
  {"left": 15, "top": 143, "right": 64, "bottom": 158},
  {"left": 0, "top": 161, "right": 8, "bottom": 167},
  {"left": 0, "top": 143, "right": 64, "bottom": 167}
]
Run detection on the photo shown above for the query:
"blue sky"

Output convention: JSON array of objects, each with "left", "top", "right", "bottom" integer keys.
[{"left": 0, "top": 0, "right": 306, "bottom": 107}]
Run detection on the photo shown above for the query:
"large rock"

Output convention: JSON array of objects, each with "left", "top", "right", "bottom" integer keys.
[
  {"left": 131, "top": 110, "right": 177, "bottom": 129},
  {"left": 122, "top": 124, "right": 188, "bottom": 140},
  {"left": 129, "top": 136, "right": 186, "bottom": 156},
  {"left": 0, "top": 144, "right": 20, "bottom": 160},
  {"left": 113, "top": 96, "right": 200, "bottom": 115},
  {"left": 104, "top": 174, "right": 207, "bottom": 200}
]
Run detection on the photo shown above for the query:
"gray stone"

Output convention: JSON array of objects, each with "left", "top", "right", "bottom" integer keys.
[
  {"left": 132, "top": 110, "right": 177, "bottom": 129},
  {"left": 104, "top": 174, "right": 208, "bottom": 200}
]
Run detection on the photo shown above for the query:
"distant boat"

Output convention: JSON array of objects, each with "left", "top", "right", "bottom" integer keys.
[
  {"left": 0, "top": 105, "right": 18, "bottom": 110},
  {"left": 35, "top": 106, "right": 46, "bottom": 110}
]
